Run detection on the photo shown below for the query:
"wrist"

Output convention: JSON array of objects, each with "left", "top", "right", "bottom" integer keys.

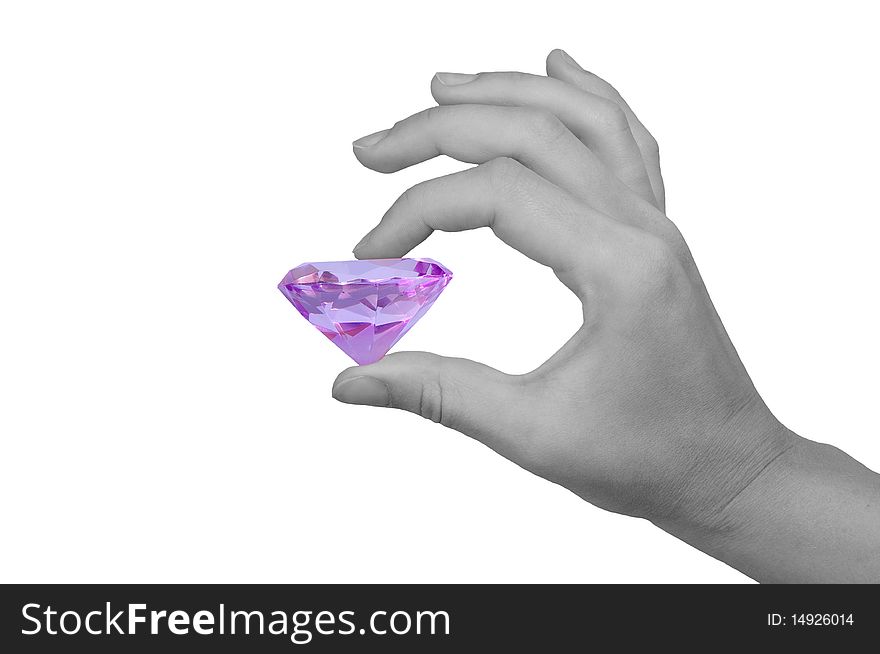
[
  {"left": 686, "top": 435, "right": 880, "bottom": 582},
  {"left": 649, "top": 400, "right": 801, "bottom": 565},
  {"left": 656, "top": 421, "right": 880, "bottom": 582}
]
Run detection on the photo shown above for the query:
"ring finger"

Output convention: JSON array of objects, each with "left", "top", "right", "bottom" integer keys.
[{"left": 430, "top": 71, "right": 656, "bottom": 205}]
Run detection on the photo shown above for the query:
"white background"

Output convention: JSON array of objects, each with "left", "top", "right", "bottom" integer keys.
[{"left": 1, "top": 1, "right": 878, "bottom": 583}]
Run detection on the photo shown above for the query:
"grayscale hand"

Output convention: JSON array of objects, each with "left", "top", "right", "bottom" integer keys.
[{"left": 333, "top": 49, "right": 880, "bottom": 583}]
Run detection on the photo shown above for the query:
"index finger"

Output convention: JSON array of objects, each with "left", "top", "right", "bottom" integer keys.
[{"left": 354, "top": 158, "right": 625, "bottom": 295}]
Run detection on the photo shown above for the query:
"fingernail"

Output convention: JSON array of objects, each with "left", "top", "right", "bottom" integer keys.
[
  {"left": 332, "top": 376, "right": 390, "bottom": 407},
  {"left": 352, "top": 236, "right": 369, "bottom": 255},
  {"left": 557, "top": 49, "right": 582, "bottom": 70},
  {"left": 434, "top": 72, "right": 478, "bottom": 87},
  {"left": 353, "top": 227, "right": 377, "bottom": 255},
  {"left": 353, "top": 129, "right": 390, "bottom": 149}
]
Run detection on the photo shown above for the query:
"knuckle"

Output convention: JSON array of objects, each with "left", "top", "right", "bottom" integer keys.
[
  {"left": 418, "top": 378, "right": 445, "bottom": 424},
  {"left": 634, "top": 235, "right": 687, "bottom": 294},
  {"left": 521, "top": 107, "right": 568, "bottom": 143},
  {"left": 659, "top": 219, "right": 689, "bottom": 261},
  {"left": 595, "top": 98, "right": 629, "bottom": 133},
  {"left": 416, "top": 105, "right": 446, "bottom": 130},
  {"left": 644, "top": 133, "right": 660, "bottom": 156},
  {"left": 406, "top": 353, "right": 453, "bottom": 426},
  {"left": 395, "top": 186, "right": 419, "bottom": 214},
  {"left": 484, "top": 156, "right": 526, "bottom": 191},
  {"left": 603, "top": 82, "right": 625, "bottom": 104},
  {"left": 642, "top": 236, "right": 678, "bottom": 274},
  {"left": 504, "top": 71, "right": 537, "bottom": 88},
  {"left": 422, "top": 363, "right": 460, "bottom": 428}
]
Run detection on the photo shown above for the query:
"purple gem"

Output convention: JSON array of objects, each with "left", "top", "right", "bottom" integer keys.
[{"left": 278, "top": 258, "right": 453, "bottom": 365}]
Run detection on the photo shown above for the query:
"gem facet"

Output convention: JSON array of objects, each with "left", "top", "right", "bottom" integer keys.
[{"left": 278, "top": 258, "right": 453, "bottom": 365}]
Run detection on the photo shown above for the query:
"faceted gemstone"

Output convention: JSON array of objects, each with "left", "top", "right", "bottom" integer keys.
[{"left": 278, "top": 258, "right": 453, "bottom": 365}]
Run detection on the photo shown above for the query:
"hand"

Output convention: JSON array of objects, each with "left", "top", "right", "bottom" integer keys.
[
  {"left": 336, "top": 46, "right": 786, "bottom": 525},
  {"left": 334, "top": 50, "right": 880, "bottom": 582}
]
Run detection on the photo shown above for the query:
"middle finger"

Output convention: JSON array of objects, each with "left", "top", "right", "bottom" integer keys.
[{"left": 352, "top": 104, "right": 658, "bottom": 229}]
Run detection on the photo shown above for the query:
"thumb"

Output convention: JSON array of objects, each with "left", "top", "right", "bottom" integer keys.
[{"left": 332, "top": 351, "right": 526, "bottom": 454}]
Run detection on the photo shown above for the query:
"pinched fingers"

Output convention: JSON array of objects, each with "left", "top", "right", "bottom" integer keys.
[{"left": 353, "top": 157, "right": 633, "bottom": 298}]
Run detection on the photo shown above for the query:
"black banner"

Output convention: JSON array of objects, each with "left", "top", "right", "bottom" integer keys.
[{"left": 0, "top": 584, "right": 875, "bottom": 650}]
